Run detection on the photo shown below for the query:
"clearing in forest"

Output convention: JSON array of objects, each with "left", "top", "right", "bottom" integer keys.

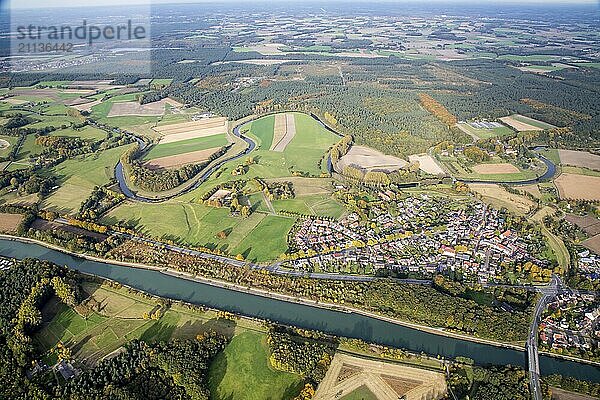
[
  {"left": 499, "top": 114, "right": 555, "bottom": 132},
  {"left": 315, "top": 353, "right": 447, "bottom": 400}
]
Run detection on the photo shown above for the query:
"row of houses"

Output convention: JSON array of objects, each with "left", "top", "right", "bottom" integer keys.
[
  {"left": 288, "top": 194, "right": 543, "bottom": 282},
  {"left": 540, "top": 293, "right": 599, "bottom": 354}
]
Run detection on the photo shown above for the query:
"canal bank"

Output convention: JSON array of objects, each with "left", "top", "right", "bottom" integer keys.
[{"left": 0, "top": 237, "right": 598, "bottom": 381}]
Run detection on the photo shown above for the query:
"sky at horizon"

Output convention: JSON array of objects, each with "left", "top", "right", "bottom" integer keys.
[{"left": 5, "top": 0, "right": 599, "bottom": 10}]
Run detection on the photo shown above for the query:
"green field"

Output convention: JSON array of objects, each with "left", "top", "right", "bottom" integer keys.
[
  {"left": 272, "top": 194, "right": 345, "bottom": 219},
  {"left": 572, "top": 62, "right": 600, "bottom": 69},
  {"left": 0, "top": 135, "right": 18, "bottom": 158},
  {"left": 36, "top": 281, "right": 258, "bottom": 366},
  {"left": 142, "top": 134, "right": 229, "bottom": 160},
  {"left": 103, "top": 201, "right": 296, "bottom": 261},
  {"left": 340, "top": 385, "right": 378, "bottom": 400},
  {"left": 41, "top": 144, "right": 131, "bottom": 213},
  {"left": 457, "top": 122, "right": 514, "bottom": 140},
  {"left": 208, "top": 331, "right": 303, "bottom": 400},
  {"left": 241, "top": 112, "right": 338, "bottom": 177},
  {"left": 498, "top": 54, "right": 561, "bottom": 62},
  {"left": 51, "top": 126, "right": 107, "bottom": 140}
]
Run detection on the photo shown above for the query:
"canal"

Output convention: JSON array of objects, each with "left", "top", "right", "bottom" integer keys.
[{"left": 0, "top": 239, "right": 598, "bottom": 381}]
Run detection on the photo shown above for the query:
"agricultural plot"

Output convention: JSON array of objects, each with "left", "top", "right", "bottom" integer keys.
[
  {"left": 558, "top": 150, "right": 600, "bottom": 171},
  {"left": 337, "top": 145, "right": 408, "bottom": 173},
  {"left": 472, "top": 163, "right": 520, "bottom": 175},
  {"left": 142, "top": 135, "right": 229, "bottom": 161},
  {"left": 408, "top": 154, "right": 445, "bottom": 175},
  {"left": 107, "top": 98, "right": 182, "bottom": 117},
  {"left": 240, "top": 112, "right": 338, "bottom": 177},
  {"left": 36, "top": 281, "right": 255, "bottom": 366},
  {"left": 455, "top": 121, "right": 514, "bottom": 140},
  {"left": 0, "top": 136, "right": 16, "bottom": 158},
  {"left": 555, "top": 173, "right": 600, "bottom": 201},
  {"left": 270, "top": 113, "right": 296, "bottom": 152},
  {"left": 208, "top": 332, "right": 303, "bottom": 400},
  {"left": 41, "top": 145, "right": 132, "bottom": 213},
  {"left": 500, "top": 114, "right": 556, "bottom": 132},
  {"left": 468, "top": 184, "right": 536, "bottom": 215},
  {"left": 50, "top": 126, "right": 106, "bottom": 140},
  {"left": 315, "top": 353, "right": 447, "bottom": 400},
  {"left": 103, "top": 202, "right": 295, "bottom": 262},
  {"left": 154, "top": 117, "right": 228, "bottom": 144},
  {"left": 0, "top": 213, "right": 24, "bottom": 233}
]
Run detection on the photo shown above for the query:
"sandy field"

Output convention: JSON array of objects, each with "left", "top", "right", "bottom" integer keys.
[
  {"left": 0, "top": 213, "right": 24, "bottom": 233},
  {"left": 582, "top": 235, "right": 600, "bottom": 255},
  {"left": 0, "top": 139, "right": 9, "bottom": 150},
  {"left": 271, "top": 113, "right": 296, "bottom": 152},
  {"left": 559, "top": 150, "right": 600, "bottom": 171},
  {"left": 108, "top": 98, "right": 182, "bottom": 117},
  {"left": 154, "top": 117, "right": 229, "bottom": 144},
  {"left": 408, "top": 154, "right": 445, "bottom": 175},
  {"left": 565, "top": 214, "right": 600, "bottom": 236},
  {"left": 500, "top": 116, "right": 544, "bottom": 132},
  {"left": 555, "top": 173, "right": 600, "bottom": 201},
  {"left": 520, "top": 184, "right": 542, "bottom": 199},
  {"left": 2, "top": 97, "right": 30, "bottom": 105},
  {"left": 143, "top": 146, "right": 221, "bottom": 169},
  {"left": 315, "top": 353, "right": 446, "bottom": 400},
  {"left": 337, "top": 145, "right": 408, "bottom": 173},
  {"left": 469, "top": 184, "right": 536, "bottom": 215},
  {"left": 208, "top": 189, "right": 232, "bottom": 202},
  {"left": 472, "top": 163, "right": 520, "bottom": 174}
]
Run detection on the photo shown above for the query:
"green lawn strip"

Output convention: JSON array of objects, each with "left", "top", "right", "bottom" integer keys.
[
  {"left": 340, "top": 385, "right": 378, "bottom": 400},
  {"left": 511, "top": 114, "right": 556, "bottom": 130},
  {"left": 248, "top": 115, "right": 275, "bottom": 150},
  {"left": 208, "top": 331, "right": 304, "bottom": 400},
  {"left": 231, "top": 214, "right": 296, "bottom": 262},
  {"left": 142, "top": 134, "right": 228, "bottom": 160}
]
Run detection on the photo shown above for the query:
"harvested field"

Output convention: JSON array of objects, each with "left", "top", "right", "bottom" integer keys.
[
  {"left": 2, "top": 97, "right": 30, "bottom": 105},
  {"left": 315, "top": 353, "right": 446, "bottom": 400},
  {"left": 408, "top": 154, "right": 445, "bottom": 175},
  {"left": 31, "top": 219, "right": 108, "bottom": 241},
  {"left": 472, "top": 163, "right": 520, "bottom": 174},
  {"left": 520, "top": 184, "right": 542, "bottom": 199},
  {"left": 143, "top": 146, "right": 222, "bottom": 169},
  {"left": 551, "top": 387, "right": 598, "bottom": 400},
  {"left": 565, "top": 214, "right": 600, "bottom": 236},
  {"left": 559, "top": 150, "right": 600, "bottom": 171},
  {"left": 582, "top": 235, "right": 600, "bottom": 256},
  {"left": 555, "top": 173, "right": 600, "bottom": 201},
  {"left": 271, "top": 113, "right": 296, "bottom": 152},
  {"left": 154, "top": 117, "right": 228, "bottom": 144},
  {"left": 266, "top": 177, "right": 333, "bottom": 196},
  {"left": 337, "top": 145, "right": 407, "bottom": 173},
  {"left": 107, "top": 98, "right": 181, "bottom": 117},
  {"left": 500, "top": 115, "right": 544, "bottom": 132},
  {"left": 0, "top": 213, "right": 24, "bottom": 233},
  {"left": 71, "top": 98, "right": 103, "bottom": 112},
  {"left": 469, "top": 184, "right": 536, "bottom": 215}
]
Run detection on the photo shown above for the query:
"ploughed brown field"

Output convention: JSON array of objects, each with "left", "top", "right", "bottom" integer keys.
[
  {"left": 337, "top": 145, "right": 408, "bottom": 173},
  {"left": 555, "top": 173, "right": 600, "bottom": 201},
  {"left": 559, "top": 149, "right": 600, "bottom": 171},
  {"left": 107, "top": 98, "right": 183, "bottom": 117},
  {"left": 143, "top": 146, "right": 222, "bottom": 169},
  {"left": 0, "top": 213, "right": 24, "bottom": 233},
  {"left": 472, "top": 163, "right": 520, "bottom": 174},
  {"left": 499, "top": 115, "right": 543, "bottom": 131},
  {"left": 154, "top": 117, "right": 228, "bottom": 144}
]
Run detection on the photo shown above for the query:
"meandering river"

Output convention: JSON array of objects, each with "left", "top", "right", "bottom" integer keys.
[{"left": 1, "top": 239, "right": 598, "bottom": 381}]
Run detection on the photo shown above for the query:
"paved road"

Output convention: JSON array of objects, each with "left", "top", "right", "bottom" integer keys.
[{"left": 527, "top": 275, "right": 565, "bottom": 400}]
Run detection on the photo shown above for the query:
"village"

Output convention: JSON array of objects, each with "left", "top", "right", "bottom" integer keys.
[
  {"left": 539, "top": 292, "right": 600, "bottom": 361},
  {"left": 284, "top": 193, "right": 551, "bottom": 283}
]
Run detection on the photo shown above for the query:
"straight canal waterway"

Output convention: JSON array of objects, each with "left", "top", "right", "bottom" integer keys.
[{"left": 0, "top": 238, "right": 598, "bottom": 381}]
